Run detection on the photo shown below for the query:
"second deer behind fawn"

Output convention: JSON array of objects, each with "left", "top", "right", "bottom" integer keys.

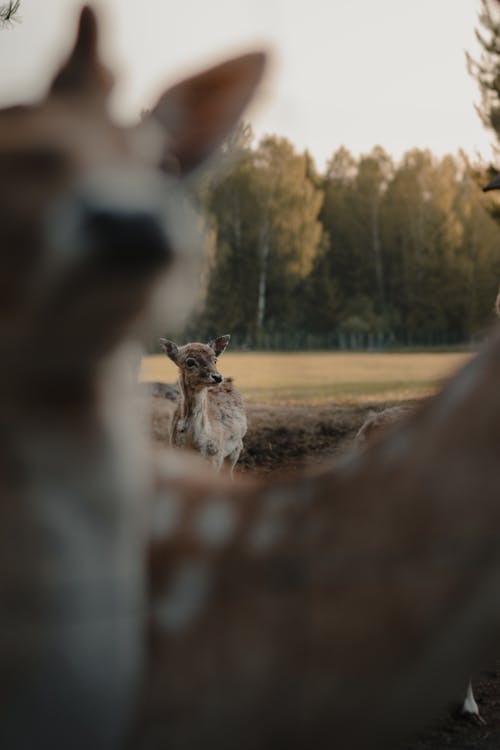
[{"left": 160, "top": 335, "right": 247, "bottom": 474}]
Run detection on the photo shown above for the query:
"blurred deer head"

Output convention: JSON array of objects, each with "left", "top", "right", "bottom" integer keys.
[{"left": 0, "top": 5, "right": 265, "bottom": 407}]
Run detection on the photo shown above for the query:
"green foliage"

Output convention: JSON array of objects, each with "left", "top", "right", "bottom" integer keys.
[
  {"left": 467, "top": 0, "right": 500, "bottom": 153},
  {"left": 185, "top": 132, "right": 499, "bottom": 349},
  {"left": 193, "top": 133, "right": 325, "bottom": 346},
  {"left": 467, "top": 0, "right": 500, "bottom": 238}
]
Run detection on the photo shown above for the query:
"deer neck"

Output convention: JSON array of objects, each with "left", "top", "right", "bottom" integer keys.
[{"left": 178, "top": 375, "right": 210, "bottom": 431}]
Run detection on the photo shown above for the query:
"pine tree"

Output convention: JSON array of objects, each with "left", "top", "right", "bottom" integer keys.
[
  {"left": 0, "top": 1, "right": 20, "bottom": 26},
  {"left": 467, "top": 0, "right": 500, "bottom": 155}
]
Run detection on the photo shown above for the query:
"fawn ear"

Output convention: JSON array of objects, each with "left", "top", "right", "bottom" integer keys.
[
  {"left": 209, "top": 335, "right": 230, "bottom": 358},
  {"left": 160, "top": 338, "right": 179, "bottom": 362},
  {"left": 50, "top": 6, "right": 113, "bottom": 97},
  {"left": 148, "top": 52, "right": 266, "bottom": 174}
]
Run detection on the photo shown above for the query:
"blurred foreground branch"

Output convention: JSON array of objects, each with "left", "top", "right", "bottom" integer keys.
[{"left": 0, "top": 1, "right": 20, "bottom": 26}]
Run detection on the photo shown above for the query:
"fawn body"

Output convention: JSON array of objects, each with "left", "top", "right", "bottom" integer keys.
[
  {"left": 6, "top": 6, "right": 500, "bottom": 750},
  {"left": 160, "top": 336, "right": 246, "bottom": 474}
]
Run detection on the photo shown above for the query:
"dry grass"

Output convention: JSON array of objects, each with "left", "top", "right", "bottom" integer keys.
[{"left": 139, "top": 350, "right": 472, "bottom": 404}]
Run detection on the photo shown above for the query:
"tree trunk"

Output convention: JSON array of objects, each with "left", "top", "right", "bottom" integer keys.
[
  {"left": 371, "top": 195, "right": 385, "bottom": 313},
  {"left": 256, "top": 217, "right": 270, "bottom": 343}
]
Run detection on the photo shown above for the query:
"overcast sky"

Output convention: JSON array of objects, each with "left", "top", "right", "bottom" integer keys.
[{"left": 0, "top": 0, "right": 495, "bottom": 169}]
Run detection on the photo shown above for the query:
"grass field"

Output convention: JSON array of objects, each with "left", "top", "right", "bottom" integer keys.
[{"left": 139, "top": 350, "right": 473, "bottom": 404}]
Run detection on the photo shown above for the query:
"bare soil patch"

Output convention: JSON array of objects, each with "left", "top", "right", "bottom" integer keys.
[
  {"left": 149, "top": 389, "right": 408, "bottom": 476},
  {"left": 149, "top": 390, "right": 500, "bottom": 750}
]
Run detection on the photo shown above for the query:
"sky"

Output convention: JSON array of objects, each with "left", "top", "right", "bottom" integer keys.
[{"left": 0, "top": 0, "right": 496, "bottom": 170}]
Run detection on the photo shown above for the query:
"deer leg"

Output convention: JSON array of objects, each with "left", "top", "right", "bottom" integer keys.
[
  {"left": 209, "top": 452, "right": 224, "bottom": 473},
  {"left": 226, "top": 443, "right": 243, "bottom": 479}
]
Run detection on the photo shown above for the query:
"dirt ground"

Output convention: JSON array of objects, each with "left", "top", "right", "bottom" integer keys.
[
  {"left": 149, "top": 389, "right": 500, "bottom": 750},
  {"left": 149, "top": 389, "right": 385, "bottom": 476}
]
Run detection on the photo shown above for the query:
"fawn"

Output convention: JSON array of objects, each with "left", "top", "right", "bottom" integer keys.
[
  {"left": 160, "top": 335, "right": 247, "bottom": 474},
  {"left": 6, "top": 6, "right": 500, "bottom": 750}
]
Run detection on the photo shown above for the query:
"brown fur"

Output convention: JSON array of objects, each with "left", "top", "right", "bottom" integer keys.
[{"left": 355, "top": 401, "right": 485, "bottom": 721}]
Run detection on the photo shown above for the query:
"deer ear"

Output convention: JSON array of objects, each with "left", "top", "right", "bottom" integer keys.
[
  {"left": 148, "top": 52, "right": 266, "bottom": 174},
  {"left": 160, "top": 338, "right": 179, "bottom": 362},
  {"left": 209, "top": 335, "right": 230, "bottom": 358},
  {"left": 50, "top": 5, "right": 113, "bottom": 97}
]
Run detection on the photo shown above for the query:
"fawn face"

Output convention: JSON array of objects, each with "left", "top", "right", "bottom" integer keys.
[
  {"left": 160, "top": 335, "right": 230, "bottom": 390},
  {"left": 0, "top": 6, "right": 265, "bottom": 398}
]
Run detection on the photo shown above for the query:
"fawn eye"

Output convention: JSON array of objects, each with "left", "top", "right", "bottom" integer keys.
[{"left": 186, "top": 358, "right": 196, "bottom": 368}]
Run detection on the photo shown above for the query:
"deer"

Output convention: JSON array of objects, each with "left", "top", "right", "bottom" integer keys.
[
  {"left": 5, "top": 5, "right": 500, "bottom": 750},
  {"left": 353, "top": 274, "right": 500, "bottom": 725},
  {"left": 354, "top": 402, "right": 488, "bottom": 724},
  {"left": 0, "top": 6, "right": 264, "bottom": 749},
  {"left": 160, "top": 335, "right": 247, "bottom": 475}
]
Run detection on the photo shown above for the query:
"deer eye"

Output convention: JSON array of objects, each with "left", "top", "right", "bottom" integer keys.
[{"left": 186, "top": 358, "right": 196, "bottom": 368}]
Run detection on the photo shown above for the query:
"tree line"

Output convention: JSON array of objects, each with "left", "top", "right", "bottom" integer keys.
[
  {"left": 5, "top": 1, "right": 500, "bottom": 351},
  {"left": 174, "top": 0, "right": 500, "bottom": 352},
  {"left": 179, "top": 130, "right": 500, "bottom": 350}
]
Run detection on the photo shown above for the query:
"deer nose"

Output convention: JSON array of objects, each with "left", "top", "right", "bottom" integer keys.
[
  {"left": 84, "top": 208, "right": 172, "bottom": 273},
  {"left": 211, "top": 373, "right": 223, "bottom": 384}
]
